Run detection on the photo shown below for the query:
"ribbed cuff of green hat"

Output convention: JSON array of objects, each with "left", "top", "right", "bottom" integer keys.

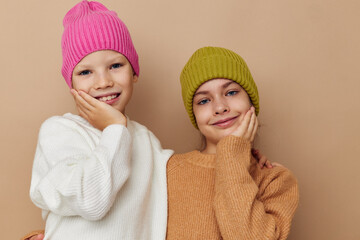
[{"left": 180, "top": 46, "right": 259, "bottom": 129}]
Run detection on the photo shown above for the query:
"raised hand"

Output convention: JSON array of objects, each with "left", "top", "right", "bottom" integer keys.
[
  {"left": 251, "top": 148, "right": 273, "bottom": 169},
  {"left": 70, "top": 89, "right": 127, "bottom": 130},
  {"left": 231, "top": 106, "right": 258, "bottom": 142}
]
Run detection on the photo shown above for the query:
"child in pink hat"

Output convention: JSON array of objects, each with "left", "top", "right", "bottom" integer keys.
[{"left": 29, "top": 1, "right": 173, "bottom": 239}]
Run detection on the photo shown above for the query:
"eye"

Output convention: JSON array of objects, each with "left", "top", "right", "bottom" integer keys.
[
  {"left": 79, "top": 70, "right": 91, "bottom": 76},
  {"left": 226, "top": 90, "right": 238, "bottom": 96},
  {"left": 111, "top": 63, "right": 122, "bottom": 69},
  {"left": 197, "top": 99, "right": 210, "bottom": 105}
]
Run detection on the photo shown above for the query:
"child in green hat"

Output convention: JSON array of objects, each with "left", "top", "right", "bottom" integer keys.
[{"left": 166, "top": 46, "right": 299, "bottom": 239}]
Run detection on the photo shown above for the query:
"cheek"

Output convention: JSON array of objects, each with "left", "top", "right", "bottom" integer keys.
[
  {"left": 115, "top": 74, "right": 133, "bottom": 87},
  {"left": 193, "top": 106, "right": 209, "bottom": 127},
  {"left": 122, "top": 81, "right": 134, "bottom": 95},
  {"left": 72, "top": 77, "right": 82, "bottom": 90},
  {"left": 72, "top": 78, "right": 91, "bottom": 92},
  {"left": 233, "top": 96, "right": 252, "bottom": 112},
  {"left": 239, "top": 102, "right": 252, "bottom": 112}
]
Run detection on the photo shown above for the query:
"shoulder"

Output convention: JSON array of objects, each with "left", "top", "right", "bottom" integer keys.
[
  {"left": 38, "top": 113, "right": 93, "bottom": 140},
  {"left": 40, "top": 113, "right": 86, "bottom": 129},
  {"left": 167, "top": 151, "right": 197, "bottom": 173},
  {"left": 250, "top": 158, "right": 298, "bottom": 193},
  {"left": 39, "top": 115, "right": 73, "bottom": 134},
  {"left": 128, "top": 120, "right": 159, "bottom": 141},
  {"left": 252, "top": 163, "right": 299, "bottom": 210},
  {"left": 128, "top": 119, "right": 154, "bottom": 138},
  {"left": 170, "top": 151, "right": 198, "bottom": 162},
  {"left": 129, "top": 119, "right": 174, "bottom": 155}
]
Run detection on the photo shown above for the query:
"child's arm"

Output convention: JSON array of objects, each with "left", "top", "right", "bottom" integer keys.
[
  {"left": 30, "top": 114, "right": 131, "bottom": 220},
  {"left": 213, "top": 108, "right": 299, "bottom": 239}
]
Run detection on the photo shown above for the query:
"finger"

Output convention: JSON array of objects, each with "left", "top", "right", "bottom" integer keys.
[
  {"left": 258, "top": 156, "right": 267, "bottom": 168},
  {"left": 70, "top": 89, "right": 76, "bottom": 99},
  {"left": 77, "top": 105, "right": 90, "bottom": 121},
  {"left": 265, "top": 160, "right": 273, "bottom": 169},
  {"left": 78, "top": 91, "right": 101, "bottom": 108},
  {"left": 70, "top": 89, "right": 79, "bottom": 104},
  {"left": 70, "top": 89, "right": 77, "bottom": 97},
  {"left": 73, "top": 90, "right": 94, "bottom": 111},
  {"left": 253, "top": 148, "right": 263, "bottom": 159},
  {"left": 240, "top": 109, "right": 253, "bottom": 131},
  {"left": 233, "top": 110, "right": 252, "bottom": 137},
  {"left": 251, "top": 148, "right": 259, "bottom": 158},
  {"left": 246, "top": 111, "right": 256, "bottom": 139},
  {"left": 250, "top": 116, "right": 259, "bottom": 142},
  {"left": 74, "top": 98, "right": 92, "bottom": 117},
  {"left": 238, "top": 107, "right": 249, "bottom": 123}
]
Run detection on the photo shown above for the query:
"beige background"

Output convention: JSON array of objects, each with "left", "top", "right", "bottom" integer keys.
[{"left": 1, "top": 0, "right": 359, "bottom": 239}]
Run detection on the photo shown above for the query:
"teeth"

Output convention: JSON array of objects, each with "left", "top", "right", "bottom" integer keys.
[{"left": 99, "top": 94, "right": 117, "bottom": 102}]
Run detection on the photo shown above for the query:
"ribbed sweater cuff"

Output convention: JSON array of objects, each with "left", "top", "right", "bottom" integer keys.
[
  {"left": 101, "top": 124, "right": 129, "bottom": 142},
  {"left": 216, "top": 135, "right": 251, "bottom": 165}
]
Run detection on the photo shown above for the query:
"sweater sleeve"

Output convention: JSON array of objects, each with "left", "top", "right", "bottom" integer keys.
[
  {"left": 213, "top": 135, "right": 299, "bottom": 240},
  {"left": 29, "top": 117, "right": 131, "bottom": 221}
]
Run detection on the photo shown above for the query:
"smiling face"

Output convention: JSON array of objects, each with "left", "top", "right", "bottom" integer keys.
[
  {"left": 192, "top": 79, "right": 252, "bottom": 153},
  {"left": 72, "top": 50, "right": 138, "bottom": 114}
]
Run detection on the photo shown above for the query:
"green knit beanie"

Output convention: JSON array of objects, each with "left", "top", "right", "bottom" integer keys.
[{"left": 180, "top": 46, "right": 259, "bottom": 129}]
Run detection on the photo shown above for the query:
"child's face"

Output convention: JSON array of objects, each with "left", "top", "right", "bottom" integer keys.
[
  {"left": 193, "top": 79, "right": 252, "bottom": 147},
  {"left": 72, "top": 50, "right": 138, "bottom": 114}
]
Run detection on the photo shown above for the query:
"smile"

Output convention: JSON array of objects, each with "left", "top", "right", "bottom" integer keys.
[
  {"left": 211, "top": 116, "right": 238, "bottom": 128},
  {"left": 96, "top": 93, "right": 121, "bottom": 104}
]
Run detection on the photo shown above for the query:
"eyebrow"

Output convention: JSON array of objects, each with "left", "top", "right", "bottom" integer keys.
[
  {"left": 74, "top": 64, "right": 91, "bottom": 70},
  {"left": 194, "top": 80, "right": 236, "bottom": 97},
  {"left": 75, "top": 56, "right": 126, "bottom": 70}
]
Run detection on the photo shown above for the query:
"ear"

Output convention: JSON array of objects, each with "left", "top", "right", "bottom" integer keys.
[{"left": 133, "top": 74, "right": 138, "bottom": 83}]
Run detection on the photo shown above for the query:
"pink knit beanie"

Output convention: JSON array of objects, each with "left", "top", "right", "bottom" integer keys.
[{"left": 61, "top": 0, "right": 139, "bottom": 88}]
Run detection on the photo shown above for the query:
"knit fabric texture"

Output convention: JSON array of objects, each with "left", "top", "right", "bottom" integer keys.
[
  {"left": 61, "top": 0, "right": 139, "bottom": 88},
  {"left": 180, "top": 46, "right": 259, "bottom": 128},
  {"left": 29, "top": 113, "right": 173, "bottom": 239},
  {"left": 167, "top": 135, "right": 299, "bottom": 239},
  {"left": 22, "top": 135, "right": 299, "bottom": 240}
]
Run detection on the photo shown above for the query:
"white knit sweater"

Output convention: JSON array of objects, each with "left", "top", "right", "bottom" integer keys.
[{"left": 30, "top": 113, "right": 173, "bottom": 240}]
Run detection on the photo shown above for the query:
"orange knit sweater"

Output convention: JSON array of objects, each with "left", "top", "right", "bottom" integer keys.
[
  {"left": 166, "top": 136, "right": 299, "bottom": 239},
  {"left": 22, "top": 136, "right": 298, "bottom": 240}
]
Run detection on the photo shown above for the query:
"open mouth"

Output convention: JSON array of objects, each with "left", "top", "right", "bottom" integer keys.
[
  {"left": 96, "top": 93, "right": 120, "bottom": 102},
  {"left": 96, "top": 93, "right": 121, "bottom": 103}
]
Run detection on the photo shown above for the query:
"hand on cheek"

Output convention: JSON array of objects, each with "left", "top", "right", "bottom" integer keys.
[
  {"left": 231, "top": 106, "right": 258, "bottom": 142},
  {"left": 70, "top": 89, "right": 127, "bottom": 130}
]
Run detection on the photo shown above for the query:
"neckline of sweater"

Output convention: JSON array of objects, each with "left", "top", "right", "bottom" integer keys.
[{"left": 185, "top": 150, "right": 216, "bottom": 168}]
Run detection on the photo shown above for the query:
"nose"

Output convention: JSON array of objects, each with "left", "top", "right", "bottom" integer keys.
[
  {"left": 213, "top": 98, "right": 229, "bottom": 115},
  {"left": 94, "top": 72, "right": 114, "bottom": 89}
]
